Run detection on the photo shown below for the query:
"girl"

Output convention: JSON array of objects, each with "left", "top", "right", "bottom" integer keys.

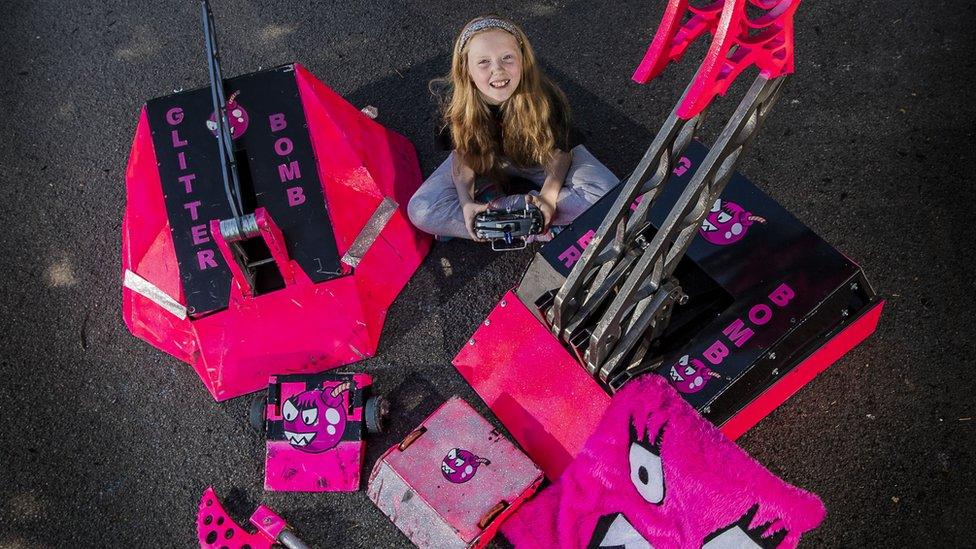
[{"left": 407, "top": 15, "right": 619, "bottom": 241}]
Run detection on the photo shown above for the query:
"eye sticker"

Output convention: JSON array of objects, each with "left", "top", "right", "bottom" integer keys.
[
  {"left": 716, "top": 211, "right": 733, "bottom": 223},
  {"left": 282, "top": 400, "right": 298, "bottom": 422}
]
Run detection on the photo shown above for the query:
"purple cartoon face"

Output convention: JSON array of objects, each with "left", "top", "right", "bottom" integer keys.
[
  {"left": 206, "top": 90, "right": 249, "bottom": 140},
  {"left": 668, "top": 354, "right": 718, "bottom": 394},
  {"left": 280, "top": 382, "right": 350, "bottom": 453},
  {"left": 699, "top": 199, "right": 766, "bottom": 246},
  {"left": 440, "top": 448, "right": 490, "bottom": 484}
]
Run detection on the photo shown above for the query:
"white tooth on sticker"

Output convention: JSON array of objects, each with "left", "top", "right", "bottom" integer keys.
[
  {"left": 702, "top": 219, "right": 717, "bottom": 232},
  {"left": 600, "top": 514, "right": 652, "bottom": 549}
]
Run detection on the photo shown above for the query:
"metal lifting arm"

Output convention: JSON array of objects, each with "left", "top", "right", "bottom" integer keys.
[
  {"left": 544, "top": 0, "right": 801, "bottom": 385},
  {"left": 202, "top": 0, "right": 249, "bottom": 240}
]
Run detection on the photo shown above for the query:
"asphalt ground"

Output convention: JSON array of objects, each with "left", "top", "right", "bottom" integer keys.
[{"left": 2, "top": 0, "right": 974, "bottom": 547}]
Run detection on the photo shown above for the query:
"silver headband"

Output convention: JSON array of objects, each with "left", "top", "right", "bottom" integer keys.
[{"left": 459, "top": 18, "right": 521, "bottom": 50}]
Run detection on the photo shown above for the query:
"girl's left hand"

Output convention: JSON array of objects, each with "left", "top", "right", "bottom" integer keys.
[{"left": 529, "top": 193, "right": 557, "bottom": 231}]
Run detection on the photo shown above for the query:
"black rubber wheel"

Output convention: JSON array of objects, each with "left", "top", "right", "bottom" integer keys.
[
  {"left": 248, "top": 393, "right": 266, "bottom": 433},
  {"left": 365, "top": 395, "right": 389, "bottom": 434}
]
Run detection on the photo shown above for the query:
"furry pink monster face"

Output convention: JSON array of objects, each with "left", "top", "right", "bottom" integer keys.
[
  {"left": 699, "top": 199, "right": 766, "bottom": 246},
  {"left": 440, "top": 448, "right": 490, "bottom": 484},
  {"left": 280, "top": 383, "right": 349, "bottom": 454},
  {"left": 501, "top": 376, "right": 825, "bottom": 548},
  {"left": 588, "top": 416, "right": 789, "bottom": 549},
  {"left": 206, "top": 90, "right": 250, "bottom": 139},
  {"left": 668, "top": 354, "right": 716, "bottom": 394}
]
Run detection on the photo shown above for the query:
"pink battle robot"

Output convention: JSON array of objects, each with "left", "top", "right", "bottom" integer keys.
[{"left": 251, "top": 372, "right": 387, "bottom": 492}]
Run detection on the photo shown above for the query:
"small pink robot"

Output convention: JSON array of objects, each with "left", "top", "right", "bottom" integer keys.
[{"left": 250, "top": 372, "right": 388, "bottom": 492}]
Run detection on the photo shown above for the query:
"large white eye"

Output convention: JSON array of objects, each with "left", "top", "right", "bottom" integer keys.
[
  {"left": 716, "top": 211, "right": 733, "bottom": 224},
  {"left": 282, "top": 400, "right": 298, "bottom": 421},
  {"left": 684, "top": 365, "right": 696, "bottom": 376},
  {"left": 301, "top": 408, "right": 318, "bottom": 425},
  {"left": 629, "top": 440, "right": 665, "bottom": 504},
  {"left": 711, "top": 199, "right": 722, "bottom": 212},
  {"left": 447, "top": 448, "right": 457, "bottom": 460}
]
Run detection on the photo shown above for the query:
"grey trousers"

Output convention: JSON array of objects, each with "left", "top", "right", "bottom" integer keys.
[{"left": 407, "top": 145, "right": 619, "bottom": 239}]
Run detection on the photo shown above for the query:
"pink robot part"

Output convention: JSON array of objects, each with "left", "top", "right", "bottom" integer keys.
[
  {"left": 263, "top": 373, "right": 380, "bottom": 492},
  {"left": 699, "top": 198, "right": 767, "bottom": 246},
  {"left": 196, "top": 486, "right": 310, "bottom": 549},
  {"left": 441, "top": 448, "right": 491, "bottom": 484},
  {"left": 632, "top": 0, "right": 802, "bottom": 119},
  {"left": 206, "top": 90, "right": 250, "bottom": 139}
]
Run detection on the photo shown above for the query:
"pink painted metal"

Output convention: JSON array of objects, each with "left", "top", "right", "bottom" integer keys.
[
  {"left": 263, "top": 372, "right": 373, "bottom": 492},
  {"left": 121, "top": 65, "right": 431, "bottom": 401},
  {"left": 197, "top": 486, "right": 286, "bottom": 549},
  {"left": 367, "top": 398, "right": 543, "bottom": 549},
  {"left": 452, "top": 290, "right": 610, "bottom": 480},
  {"left": 632, "top": 0, "right": 801, "bottom": 118}
]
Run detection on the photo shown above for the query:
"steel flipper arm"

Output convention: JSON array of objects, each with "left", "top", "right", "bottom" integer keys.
[
  {"left": 547, "top": 81, "right": 704, "bottom": 336},
  {"left": 585, "top": 74, "right": 788, "bottom": 375}
]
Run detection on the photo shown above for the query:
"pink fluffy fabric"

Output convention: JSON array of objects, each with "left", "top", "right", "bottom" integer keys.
[{"left": 502, "top": 375, "right": 825, "bottom": 548}]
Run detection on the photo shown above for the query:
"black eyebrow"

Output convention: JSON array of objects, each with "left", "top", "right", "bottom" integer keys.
[{"left": 629, "top": 417, "right": 667, "bottom": 453}]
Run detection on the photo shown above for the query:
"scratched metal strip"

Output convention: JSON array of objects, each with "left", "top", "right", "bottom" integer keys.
[
  {"left": 123, "top": 269, "right": 188, "bottom": 320},
  {"left": 341, "top": 197, "right": 399, "bottom": 268}
]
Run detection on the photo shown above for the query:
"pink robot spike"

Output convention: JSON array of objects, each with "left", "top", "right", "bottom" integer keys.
[
  {"left": 196, "top": 486, "right": 310, "bottom": 549},
  {"left": 633, "top": 0, "right": 801, "bottom": 118}
]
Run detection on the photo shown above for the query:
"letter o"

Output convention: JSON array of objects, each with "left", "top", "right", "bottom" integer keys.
[
  {"left": 748, "top": 303, "right": 772, "bottom": 326},
  {"left": 274, "top": 137, "right": 294, "bottom": 156}
]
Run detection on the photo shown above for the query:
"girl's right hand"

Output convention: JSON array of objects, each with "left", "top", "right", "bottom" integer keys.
[{"left": 462, "top": 202, "right": 489, "bottom": 241}]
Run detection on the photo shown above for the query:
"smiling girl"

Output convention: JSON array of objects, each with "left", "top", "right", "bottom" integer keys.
[{"left": 408, "top": 15, "right": 618, "bottom": 241}]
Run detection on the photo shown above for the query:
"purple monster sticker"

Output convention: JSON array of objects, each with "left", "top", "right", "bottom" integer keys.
[
  {"left": 206, "top": 90, "right": 249, "bottom": 139},
  {"left": 699, "top": 199, "right": 766, "bottom": 246},
  {"left": 668, "top": 354, "right": 720, "bottom": 394},
  {"left": 440, "top": 448, "right": 490, "bottom": 484},
  {"left": 280, "top": 382, "right": 351, "bottom": 453}
]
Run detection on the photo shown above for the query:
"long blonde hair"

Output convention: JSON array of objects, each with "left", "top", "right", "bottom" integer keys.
[{"left": 434, "top": 15, "right": 570, "bottom": 176}]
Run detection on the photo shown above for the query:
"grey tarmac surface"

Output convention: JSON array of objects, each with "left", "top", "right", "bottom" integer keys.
[{"left": 2, "top": 0, "right": 974, "bottom": 547}]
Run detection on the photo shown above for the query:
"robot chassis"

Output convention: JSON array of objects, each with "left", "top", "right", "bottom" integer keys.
[{"left": 541, "top": 0, "right": 800, "bottom": 390}]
